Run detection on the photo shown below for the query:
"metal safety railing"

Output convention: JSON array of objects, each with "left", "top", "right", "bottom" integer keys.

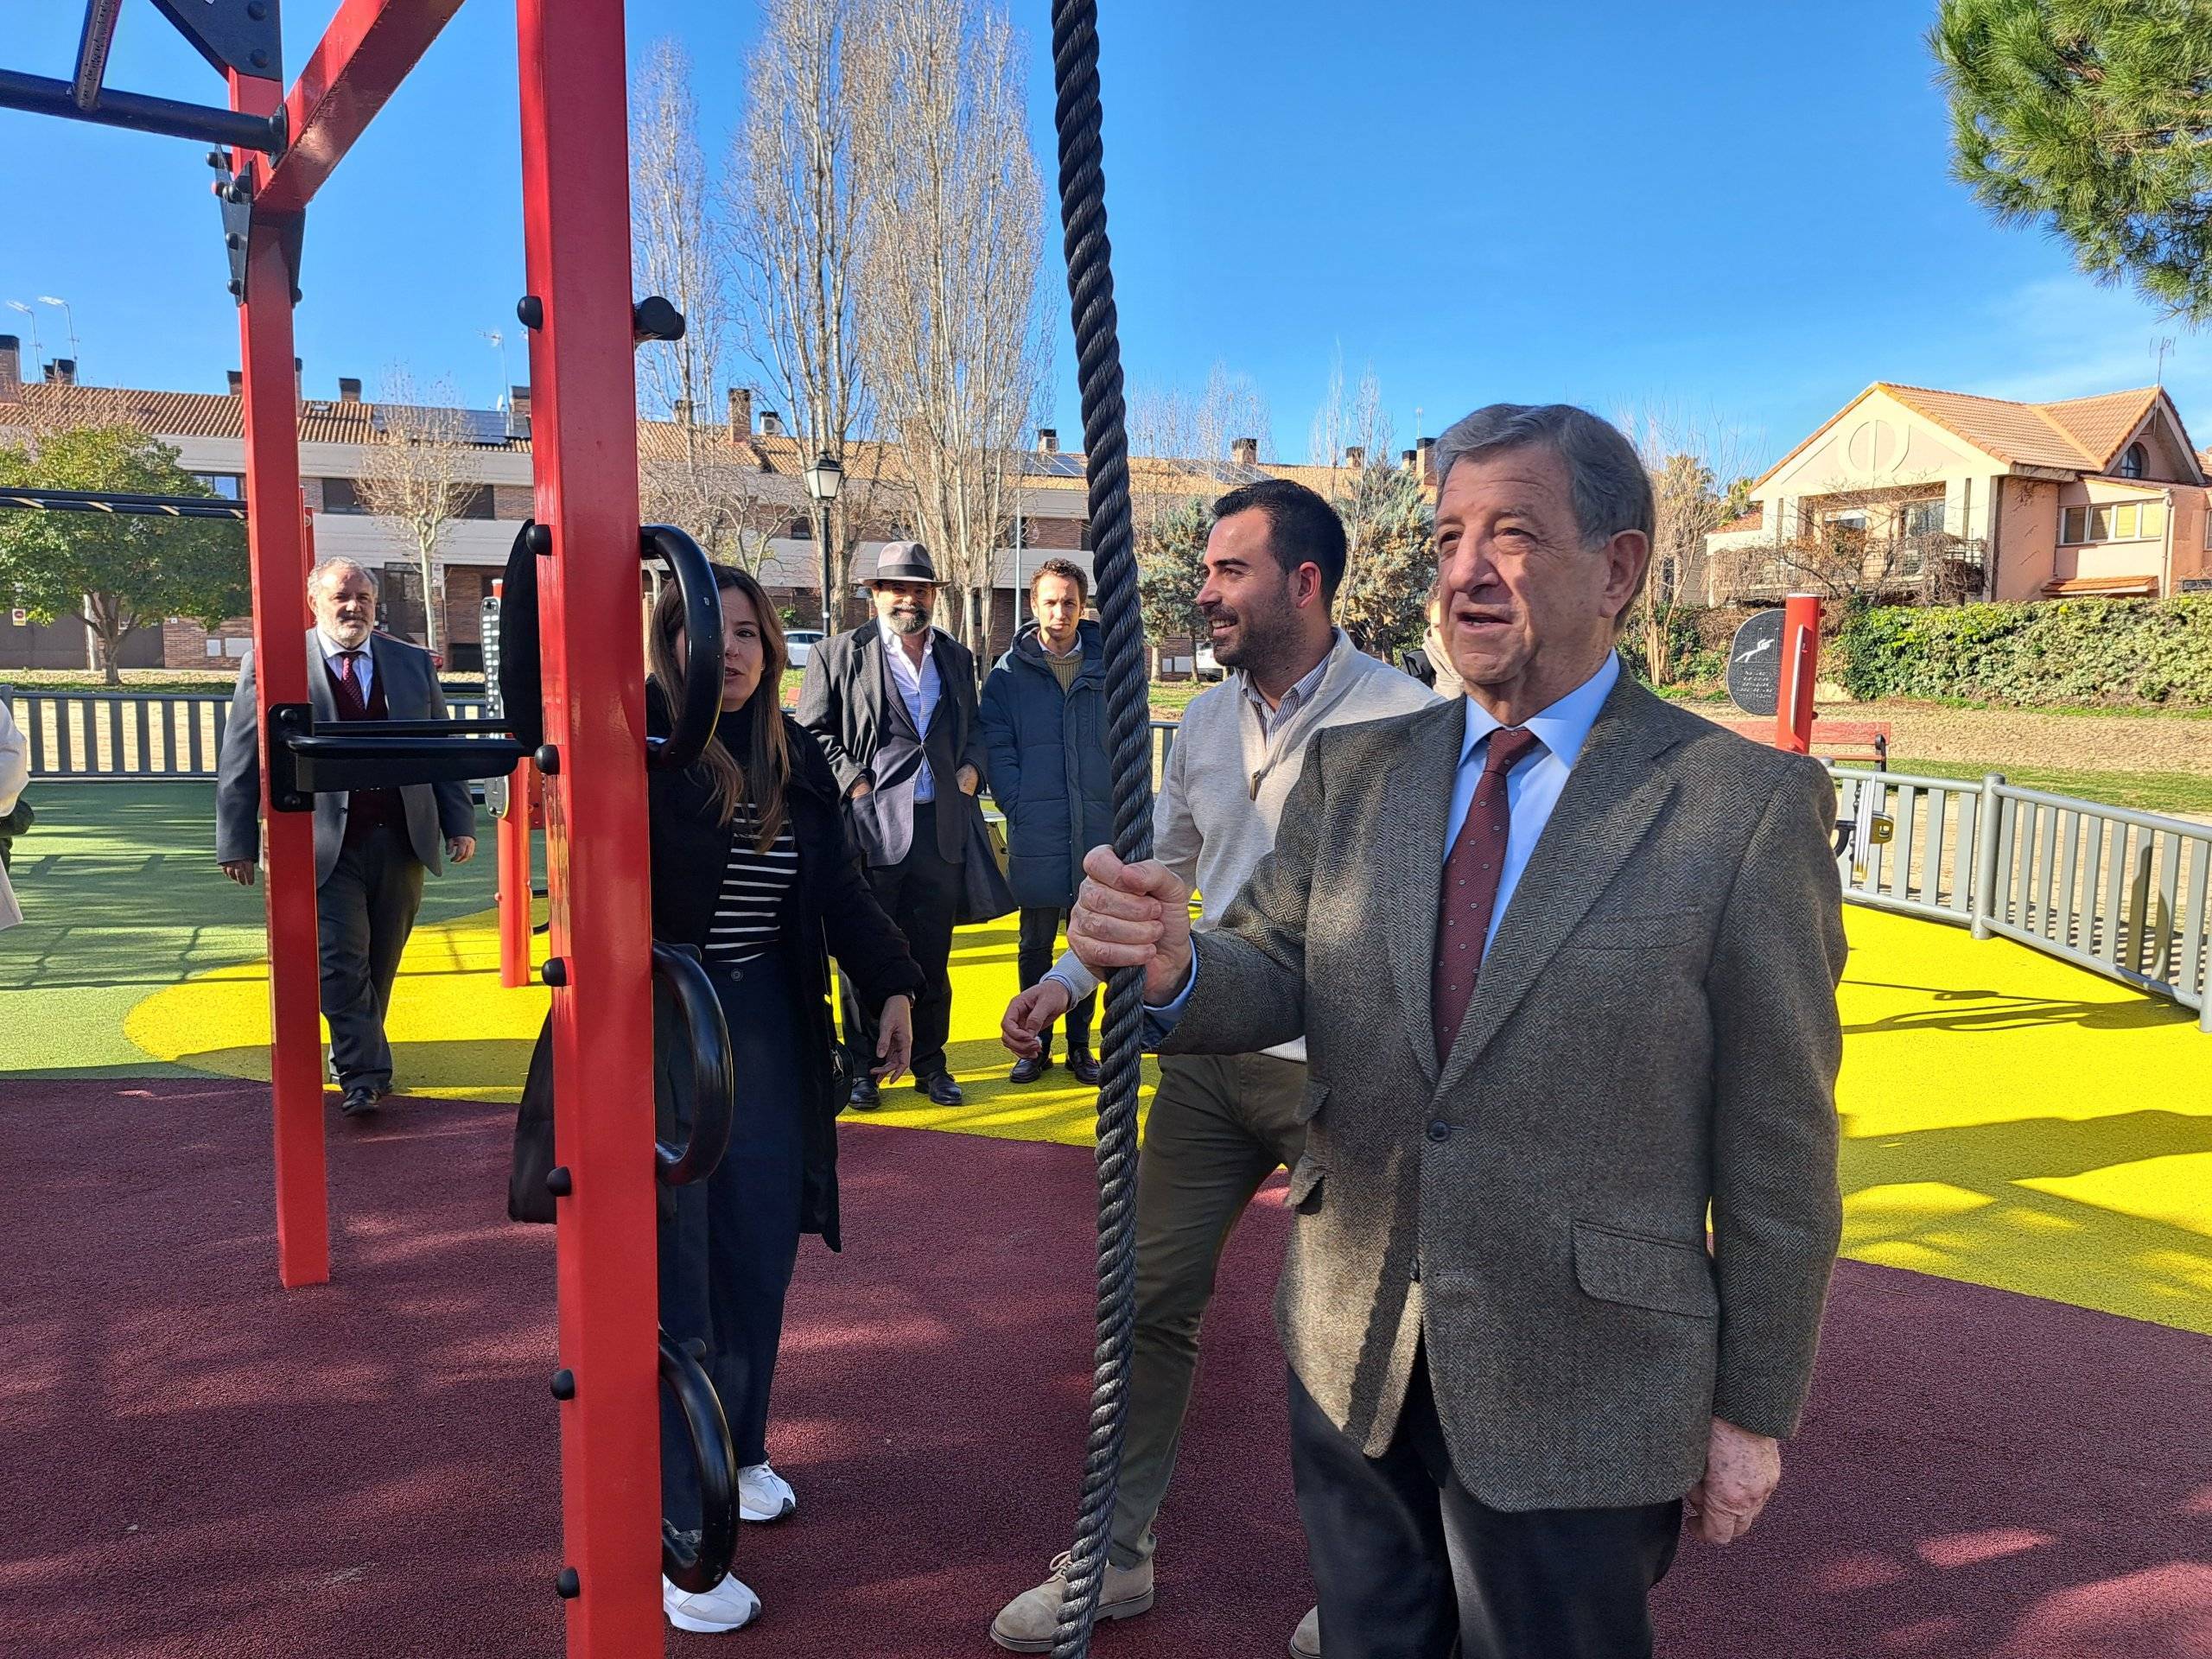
[
  {"left": 1834, "top": 766, "right": 2212, "bottom": 1033},
  {"left": 6, "top": 690, "right": 489, "bottom": 782}
]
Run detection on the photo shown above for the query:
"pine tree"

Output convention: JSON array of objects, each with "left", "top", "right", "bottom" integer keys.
[
  {"left": 1932, "top": 0, "right": 2212, "bottom": 322},
  {"left": 1332, "top": 463, "right": 1434, "bottom": 662}
]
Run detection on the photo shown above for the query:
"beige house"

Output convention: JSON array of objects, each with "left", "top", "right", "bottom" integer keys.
[{"left": 1707, "top": 382, "right": 2212, "bottom": 605}]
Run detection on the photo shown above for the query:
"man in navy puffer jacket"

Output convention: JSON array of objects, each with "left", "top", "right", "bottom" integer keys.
[{"left": 978, "top": 557, "right": 1113, "bottom": 1085}]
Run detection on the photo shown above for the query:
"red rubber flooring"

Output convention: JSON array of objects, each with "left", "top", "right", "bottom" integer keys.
[{"left": 3, "top": 1077, "right": 2209, "bottom": 1659}]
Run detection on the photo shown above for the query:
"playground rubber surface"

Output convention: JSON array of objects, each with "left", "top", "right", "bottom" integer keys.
[{"left": 3, "top": 783, "right": 2209, "bottom": 1655}]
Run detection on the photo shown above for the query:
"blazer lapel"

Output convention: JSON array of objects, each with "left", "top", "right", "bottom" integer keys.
[
  {"left": 304, "top": 630, "right": 338, "bottom": 724},
  {"left": 1435, "top": 678, "right": 1681, "bottom": 1095},
  {"left": 1381, "top": 697, "right": 1468, "bottom": 1087}
]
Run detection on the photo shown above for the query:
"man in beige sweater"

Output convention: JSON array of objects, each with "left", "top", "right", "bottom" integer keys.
[{"left": 988, "top": 479, "right": 1436, "bottom": 1656}]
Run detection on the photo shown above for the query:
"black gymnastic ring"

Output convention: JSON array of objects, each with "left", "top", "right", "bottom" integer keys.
[
  {"left": 496, "top": 520, "right": 544, "bottom": 755},
  {"left": 658, "top": 1328, "right": 739, "bottom": 1594},
  {"left": 652, "top": 943, "right": 734, "bottom": 1189},
  {"left": 640, "top": 524, "right": 722, "bottom": 772}
]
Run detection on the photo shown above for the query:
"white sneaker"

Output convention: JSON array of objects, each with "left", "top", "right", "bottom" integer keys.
[
  {"left": 737, "top": 1461, "right": 796, "bottom": 1522},
  {"left": 664, "top": 1572, "right": 761, "bottom": 1633}
]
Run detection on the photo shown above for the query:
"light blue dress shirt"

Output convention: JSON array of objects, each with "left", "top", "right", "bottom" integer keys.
[
  {"left": 883, "top": 632, "right": 943, "bottom": 803},
  {"left": 1145, "top": 651, "right": 1623, "bottom": 1023}
]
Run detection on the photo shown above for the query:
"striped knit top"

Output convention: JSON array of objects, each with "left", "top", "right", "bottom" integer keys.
[{"left": 702, "top": 805, "right": 799, "bottom": 965}]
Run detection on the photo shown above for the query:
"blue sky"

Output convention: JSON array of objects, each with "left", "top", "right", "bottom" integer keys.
[{"left": 3, "top": 0, "right": 2206, "bottom": 477}]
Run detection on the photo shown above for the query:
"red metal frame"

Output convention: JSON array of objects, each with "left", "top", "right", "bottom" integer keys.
[
  {"left": 1776, "top": 592, "right": 1821, "bottom": 755},
  {"left": 515, "top": 0, "right": 664, "bottom": 1645},
  {"left": 207, "top": 1, "right": 667, "bottom": 1643},
  {"left": 229, "top": 66, "right": 327, "bottom": 1289}
]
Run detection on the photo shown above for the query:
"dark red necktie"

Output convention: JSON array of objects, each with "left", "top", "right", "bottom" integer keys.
[
  {"left": 1432, "top": 726, "right": 1543, "bottom": 1065},
  {"left": 333, "top": 651, "right": 367, "bottom": 716}
]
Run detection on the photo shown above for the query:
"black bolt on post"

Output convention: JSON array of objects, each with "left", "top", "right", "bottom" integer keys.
[{"left": 1046, "top": 3, "right": 1152, "bottom": 1656}]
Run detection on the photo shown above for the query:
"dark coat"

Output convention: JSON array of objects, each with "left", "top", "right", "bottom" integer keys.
[
  {"left": 978, "top": 620, "right": 1113, "bottom": 909},
  {"left": 511, "top": 701, "right": 924, "bottom": 1249},
  {"left": 794, "top": 620, "right": 989, "bottom": 868}
]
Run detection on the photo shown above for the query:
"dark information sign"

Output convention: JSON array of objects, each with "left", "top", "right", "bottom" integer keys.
[
  {"left": 1726, "top": 607, "right": 1785, "bottom": 718},
  {"left": 480, "top": 594, "right": 508, "bottom": 817}
]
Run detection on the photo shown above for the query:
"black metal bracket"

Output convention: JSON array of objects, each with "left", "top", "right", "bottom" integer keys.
[
  {"left": 150, "top": 0, "right": 283, "bottom": 82},
  {"left": 267, "top": 703, "right": 526, "bottom": 810},
  {"left": 211, "top": 154, "right": 303, "bottom": 306}
]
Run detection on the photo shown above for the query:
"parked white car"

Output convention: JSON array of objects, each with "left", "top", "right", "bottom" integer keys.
[
  {"left": 785, "top": 629, "right": 825, "bottom": 668},
  {"left": 1194, "top": 640, "right": 1224, "bottom": 682}
]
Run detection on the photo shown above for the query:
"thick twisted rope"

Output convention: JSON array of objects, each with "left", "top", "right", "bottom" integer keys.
[{"left": 1047, "top": 3, "right": 1151, "bottom": 1656}]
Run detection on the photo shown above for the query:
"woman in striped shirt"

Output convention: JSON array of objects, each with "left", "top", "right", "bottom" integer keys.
[{"left": 643, "top": 565, "right": 923, "bottom": 1634}]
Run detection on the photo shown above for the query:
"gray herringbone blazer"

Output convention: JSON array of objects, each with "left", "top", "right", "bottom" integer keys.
[{"left": 1158, "top": 671, "right": 1847, "bottom": 1512}]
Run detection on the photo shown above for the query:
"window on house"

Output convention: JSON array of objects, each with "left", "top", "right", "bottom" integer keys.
[
  {"left": 2063, "top": 500, "right": 2166, "bottom": 543},
  {"left": 321, "top": 476, "right": 365, "bottom": 513},
  {"left": 194, "top": 473, "right": 244, "bottom": 500},
  {"left": 454, "top": 485, "right": 495, "bottom": 520},
  {"left": 2118, "top": 442, "right": 2147, "bottom": 480},
  {"left": 1900, "top": 499, "right": 1945, "bottom": 539},
  {"left": 786, "top": 515, "right": 814, "bottom": 539}
]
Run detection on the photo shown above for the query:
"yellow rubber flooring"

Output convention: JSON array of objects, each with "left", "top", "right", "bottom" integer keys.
[{"left": 123, "top": 906, "right": 2211, "bottom": 1336}]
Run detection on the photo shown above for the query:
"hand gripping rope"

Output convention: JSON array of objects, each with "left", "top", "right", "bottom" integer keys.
[{"left": 1047, "top": 4, "right": 1154, "bottom": 1656}]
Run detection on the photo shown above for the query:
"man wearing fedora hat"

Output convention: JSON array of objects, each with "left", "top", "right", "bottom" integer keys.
[{"left": 797, "top": 542, "right": 990, "bottom": 1108}]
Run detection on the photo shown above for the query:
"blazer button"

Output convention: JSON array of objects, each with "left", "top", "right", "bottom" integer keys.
[{"left": 1426, "top": 1120, "right": 1451, "bottom": 1143}]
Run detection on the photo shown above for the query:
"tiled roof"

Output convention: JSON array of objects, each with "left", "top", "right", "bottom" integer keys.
[
  {"left": 4, "top": 379, "right": 1433, "bottom": 500},
  {"left": 2042, "top": 575, "right": 2158, "bottom": 598},
  {"left": 1714, "top": 510, "right": 1764, "bottom": 534},
  {"left": 1754, "top": 381, "right": 2196, "bottom": 489}
]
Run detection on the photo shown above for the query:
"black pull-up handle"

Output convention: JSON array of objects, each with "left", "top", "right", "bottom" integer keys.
[
  {"left": 652, "top": 943, "right": 734, "bottom": 1190},
  {"left": 658, "top": 1327, "right": 739, "bottom": 1594},
  {"left": 640, "top": 524, "right": 722, "bottom": 772}
]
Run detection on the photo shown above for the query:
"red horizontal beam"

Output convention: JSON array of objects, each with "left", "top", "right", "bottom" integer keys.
[{"left": 257, "top": 0, "right": 464, "bottom": 216}]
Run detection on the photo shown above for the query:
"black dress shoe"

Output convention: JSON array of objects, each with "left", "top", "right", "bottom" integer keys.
[
  {"left": 847, "top": 1077, "right": 880, "bottom": 1111},
  {"left": 339, "top": 1084, "right": 388, "bottom": 1117},
  {"left": 916, "top": 1072, "right": 965, "bottom": 1107},
  {"left": 1065, "top": 1047, "right": 1103, "bottom": 1087},
  {"left": 1007, "top": 1054, "right": 1047, "bottom": 1085}
]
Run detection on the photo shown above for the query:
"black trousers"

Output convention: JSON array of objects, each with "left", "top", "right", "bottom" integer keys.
[
  {"left": 842, "top": 802, "right": 961, "bottom": 1079},
  {"left": 660, "top": 961, "right": 805, "bottom": 1526},
  {"left": 317, "top": 823, "right": 424, "bottom": 1090},
  {"left": 1289, "top": 1354, "right": 1681, "bottom": 1659},
  {"left": 1017, "top": 905, "right": 1094, "bottom": 1053}
]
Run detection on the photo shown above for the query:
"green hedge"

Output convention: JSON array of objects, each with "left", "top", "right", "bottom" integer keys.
[{"left": 1835, "top": 595, "right": 2212, "bottom": 706}]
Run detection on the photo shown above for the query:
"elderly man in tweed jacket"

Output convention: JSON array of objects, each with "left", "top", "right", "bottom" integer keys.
[{"left": 1069, "top": 404, "right": 1847, "bottom": 1659}]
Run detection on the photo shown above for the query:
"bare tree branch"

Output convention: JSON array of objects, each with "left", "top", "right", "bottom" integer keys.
[{"left": 354, "top": 372, "right": 478, "bottom": 656}]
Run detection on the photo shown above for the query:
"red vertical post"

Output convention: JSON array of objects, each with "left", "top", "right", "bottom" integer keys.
[
  {"left": 232, "top": 70, "right": 329, "bottom": 1289},
  {"left": 516, "top": 0, "right": 664, "bottom": 1648},
  {"left": 498, "top": 754, "right": 536, "bottom": 989},
  {"left": 1776, "top": 592, "right": 1821, "bottom": 756}
]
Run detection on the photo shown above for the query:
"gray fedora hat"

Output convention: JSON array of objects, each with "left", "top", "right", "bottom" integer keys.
[{"left": 870, "top": 541, "right": 945, "bottom": 585}]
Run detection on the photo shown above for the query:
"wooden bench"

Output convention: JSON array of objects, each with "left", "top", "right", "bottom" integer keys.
[{"left": 1711, "top": 718, "right": 1891, "bottom": 767}]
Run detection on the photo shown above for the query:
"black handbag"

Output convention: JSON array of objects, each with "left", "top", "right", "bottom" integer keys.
[{"left": 954, "top": 798, "right": 1018, "bottom": 925}]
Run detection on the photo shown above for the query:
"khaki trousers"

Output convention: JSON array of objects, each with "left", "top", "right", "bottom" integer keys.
[{"left": 1109, "top": 1050, "right": 1308, "bottom": 1568}]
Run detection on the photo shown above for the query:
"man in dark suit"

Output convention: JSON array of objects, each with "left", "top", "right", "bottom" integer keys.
[
  {"left": 797, "top": 542, "right": 989, "bottom": 1109},
  {"left": 217, "top": 556, "right": 477, "bottom": 1117},
  {"left": 1069, "top": 404, "right": 1847, "bottom": 1659}
]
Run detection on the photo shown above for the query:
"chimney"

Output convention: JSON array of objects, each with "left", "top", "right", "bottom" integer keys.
[
  {"left": 1036, "top": 426, "right": 1058, "bottom": 454},
  {"left": 1344, "top": 445, "right": 1364, "bottom": 470},
  {"left": 226, "top": 369, "right": 244, "bottom": 396},
  {"left": 338, "top": 377, "right": 363, "bottom": 403},
  {"left": 1230, "top": 435, "right": 1258, "bottom": 467},
  {"left": 294, "top": 356, "right": 303, "bottom": 402},
  {"left": 508, "top": 385, "right": 531, "bottom": 439},
  {"left": 1400, "top": 448, "right": 1416, "bottom": 470},
  {"left": 673, "top": 396, "right": 695, "bottom": 427},
  {"left": 0, "top": 335, "right": 19, "bottom": 398},
  {"left": 45, "top": 359, "right": 78, "bottom": 386},
  {"left": 1414, "top": 435, "right": 1435, "bottom": 485},
  {"left": 728, "top": 386, "right": 753, "bottom": 434},
  {"left": 760, "top": 410, "right": 784, "bottom": 437}
]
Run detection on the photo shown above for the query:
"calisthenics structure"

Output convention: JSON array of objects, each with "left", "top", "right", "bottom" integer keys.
[{"left": 1, "top": 3, "right": 1157, "bottom": 1654}]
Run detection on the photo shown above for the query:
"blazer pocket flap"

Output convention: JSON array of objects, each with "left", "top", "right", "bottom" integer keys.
[
  {"left": 1283, "top": 1151, "right": 1326, "bottom": 1212},
  {"left": 1294, "top": 1076, "right": 1330, "bottom": 1123},
  {"left": 1562, "top": 909, "right": 1702, "bottom": 950},
  {"left": 1573, "top": 1222, "right": 1718, "bottom": 1318}
]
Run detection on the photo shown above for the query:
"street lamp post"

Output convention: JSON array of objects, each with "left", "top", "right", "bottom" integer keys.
[
  {"left": 35, "top": 297, "right": 79, "bottom": 370},
  {"left": 802, "top": 450, "right": 843, "bottom": 635}
]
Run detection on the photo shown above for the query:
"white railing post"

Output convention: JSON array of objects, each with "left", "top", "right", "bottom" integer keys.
[{"left": 1970, "top": 773, "right": 2005, "bottom": 941}]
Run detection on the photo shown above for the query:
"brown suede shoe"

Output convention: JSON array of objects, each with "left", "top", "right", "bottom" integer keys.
[
  {"left": 988, "top": 1552, "right": 1154, "bottom": 1653},
  {"left": 1290, "top": 1602, "right": 1321, "bottom": 1658}
]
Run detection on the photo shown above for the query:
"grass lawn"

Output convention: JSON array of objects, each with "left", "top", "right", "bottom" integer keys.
[{"left": 1885, "top": 758, "right": 2212, "bottom": 818}]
